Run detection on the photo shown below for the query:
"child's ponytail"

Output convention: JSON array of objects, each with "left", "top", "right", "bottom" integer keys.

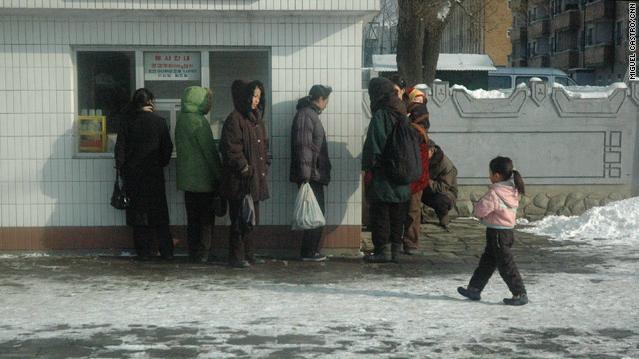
[
  {"left": 489, "top": 156, "right": 525, "bottom": 195},
  {"left": 512, "top": 170, "right": 525, "bottom": 195}
]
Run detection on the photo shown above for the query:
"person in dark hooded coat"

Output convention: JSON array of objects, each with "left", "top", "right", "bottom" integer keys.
[
  {"left": 362, "top": 77, "right": 411, "bottom": 263},
  {"left": 219, "top": 80, "right": 270, "bottom": 268},
  {"left": 115, "top": 88, "right": 174, "bottom": 260},
  {"left": 290, "top": 84, "right": 332, "bottom": 261}
]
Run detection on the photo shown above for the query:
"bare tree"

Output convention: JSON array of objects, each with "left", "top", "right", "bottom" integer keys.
[
  {"left": 396, "top": 0, "right": 500, "bottom": 86},
  {"left": 397, "top": 0, "right": 456, "bottom": 86}
]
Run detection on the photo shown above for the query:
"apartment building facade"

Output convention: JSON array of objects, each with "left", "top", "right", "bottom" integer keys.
[{"left": 510, "top": 0, "right": 632, "bottom": 85}]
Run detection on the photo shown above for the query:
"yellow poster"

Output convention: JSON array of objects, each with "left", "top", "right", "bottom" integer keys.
[{"left": 78, "top": 115, "right": 107, "bottom": 153}]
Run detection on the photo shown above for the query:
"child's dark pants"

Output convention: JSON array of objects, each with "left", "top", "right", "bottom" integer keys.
[{"left": 469, "top": 228, "right": 526, "bottom": 296}]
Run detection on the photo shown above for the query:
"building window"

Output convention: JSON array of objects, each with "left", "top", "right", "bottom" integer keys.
[
  {"left": 488, "top": 76, "right": 513, "bottom": 90},
  {"left": 586, "top": 27, "right": 594, "bottom": 46},
  {"left": 76, "top": 51, "right": 135, "bottom": 153}
]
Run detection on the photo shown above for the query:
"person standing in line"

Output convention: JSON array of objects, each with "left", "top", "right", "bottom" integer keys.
[
  {"left": 175, "top": 86, "right": 222, "bottom": 263},
  {"left": 290, "top": 85, "right": 333, "bottom": 261},
  {"left": 219, "top": 80, "right": 270, "bottom": 268},
  {"left": 115, "top": 88, "right": 174, "bottom": 260},
  {"left": 458, "top": 156, "right": 528, "bottom": 306},
  {"left": 362, "top": 77, "right": 411, "bottom": 263}
]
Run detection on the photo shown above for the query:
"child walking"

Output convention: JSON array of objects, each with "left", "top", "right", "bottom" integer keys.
[{"left": 457, "top": 156, "right": 528, "bottom": 306}]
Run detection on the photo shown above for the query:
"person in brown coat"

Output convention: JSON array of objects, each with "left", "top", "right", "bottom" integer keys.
[
  {"left": 219, "top": 80, "right": 271, "bottom": 268},
  {"left": 422, "top": 140, "right": 458, "bottom": 230}
]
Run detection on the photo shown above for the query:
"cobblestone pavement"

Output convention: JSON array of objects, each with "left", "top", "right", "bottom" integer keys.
[{"left": 0, "top": 218, "right": 637, "bottom": 358}]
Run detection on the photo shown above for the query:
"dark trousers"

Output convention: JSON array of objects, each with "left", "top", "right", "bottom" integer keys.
[
  {"left": 369, "top": 201, "right": 410, "bottom": 254},
  {"left": 228, "top": 199, "right": 260, "bottom": 263},
  {"left": 469, "top": 228, "right": 526, "bottom": 296},
  {"left": 133, "top": 225, "right": 173, "bottom": 259},
  {"left": 301, "top": 181, "right": 326, "bottom": 257},
  {"left": 421, "top": 188, "right": 454, "bottom": 224},
  {"left": 184, "top": 191, "right": 216, "bottom": 262}
]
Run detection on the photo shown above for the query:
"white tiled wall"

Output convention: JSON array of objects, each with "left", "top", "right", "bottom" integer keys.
[
  {"left": 0, "top": 0, "right": 380, "bottom": 11},
  {"left": 0, "top": 13, "right": 368, "bottom": 227}
]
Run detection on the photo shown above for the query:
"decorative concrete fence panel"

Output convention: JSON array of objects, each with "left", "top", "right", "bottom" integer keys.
[{"left": 422, "top": 79, "right": 639, "bottom": 220}]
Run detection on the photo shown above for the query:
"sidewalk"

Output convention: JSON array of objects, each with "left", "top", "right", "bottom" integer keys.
[{"left": 0, "top": 218, "right": 637, "bottom": 358}]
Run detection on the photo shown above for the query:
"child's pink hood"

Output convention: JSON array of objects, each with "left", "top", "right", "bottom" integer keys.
[{"left": 473, "top": 180, "right": 520, "bottom": 229}]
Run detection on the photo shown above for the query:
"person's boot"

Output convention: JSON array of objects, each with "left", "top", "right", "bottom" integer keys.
[
  {"left": 503, "top": 293, "right": 528, "bottom": 306},
  {"left": 403, "top": 243, "right": 415, "bottom": 255},
  {"left": 457, "top": 286, "right": 481, "bottom": 301},
  {"left": 302, "top": 252, "right": 327, "bottom": 262},
  {"left": 364, "top": 245, "right": 391, "bottom": 263},
  {"left": 229, "top": 260, "right": 251, "bottom": 268},
  {"left": 390, "top": 243, "right": 402, "bottom": 263},
  {"left": 438, "top": 213, "right": 451, "bottom": 231}
]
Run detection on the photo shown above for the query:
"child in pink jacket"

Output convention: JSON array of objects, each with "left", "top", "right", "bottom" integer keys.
[{"left": 458, "top": 156, "right": 528, "bottom": 306}]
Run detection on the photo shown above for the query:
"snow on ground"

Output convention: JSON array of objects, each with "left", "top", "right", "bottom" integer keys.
[
  {"left": 451, "top": 85, "right": 508, "bottom": 99},
  {"left": 520, "top": 197, "right": 639, "bottom": 244},
  {"left": 1, "top": 254, "right": 638, "bottom": 357}
]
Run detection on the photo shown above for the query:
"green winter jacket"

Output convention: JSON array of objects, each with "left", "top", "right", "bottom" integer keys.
[
  {"left": 175, "top": 86, "right": 222, "bottom": 193},
  {"left": 362, "top": 108, "right": 411, "bottom": 203}
]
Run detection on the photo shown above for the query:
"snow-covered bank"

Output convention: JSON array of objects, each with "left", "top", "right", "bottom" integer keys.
[{"left": 519, "top": 197, "right": 639, "bottom": 244}]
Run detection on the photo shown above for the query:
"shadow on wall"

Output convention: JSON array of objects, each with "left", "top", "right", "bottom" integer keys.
[{"left": 36, "top": 130, "right": 131, "bottom": 250}]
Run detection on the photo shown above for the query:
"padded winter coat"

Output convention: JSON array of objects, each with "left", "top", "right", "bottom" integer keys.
[
  {"left": 289, "top": 100, "right": 331, "bottom": 185},
  {"left": 175, "top": 86, "right": 222, "bottom": 193}
]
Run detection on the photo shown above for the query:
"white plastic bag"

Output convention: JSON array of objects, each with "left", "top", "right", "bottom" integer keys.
[{"left": 292, "top": 183, "right": 326, "bottom": 230}]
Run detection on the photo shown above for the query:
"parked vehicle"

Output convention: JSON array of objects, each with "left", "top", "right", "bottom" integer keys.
[{"left": 488, "top": 67, "right": 578, "bottom": 91}]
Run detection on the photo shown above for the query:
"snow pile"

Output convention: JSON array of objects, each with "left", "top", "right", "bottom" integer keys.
[
  {"left": 553, "top": 82, "right": 627, "bottom": 99},
  {"left": 451, "top": 84, "right": 508, "bottom": 99},
  {"left": 520, "top": 197, "right": 639, "bottom": 243}
]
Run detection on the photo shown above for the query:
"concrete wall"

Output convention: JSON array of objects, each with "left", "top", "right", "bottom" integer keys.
[{"left": 423, "top": 79, "right": 639, "bottom": 218}]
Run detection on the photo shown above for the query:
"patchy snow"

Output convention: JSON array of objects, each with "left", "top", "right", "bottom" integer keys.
[
  {"left": 0, "top": 260, "right": 637, "bottom": 357},
  {"left": 438, "top": 1, "right": 451, "bottom": 21},
  {"left": 553, "top": 82, "right": 628, "bottom": 99},
  {"left": 451, "top": 84, "right": 508, "bottom": 99},
  {"left": 520, "top": 197, "right": 639, "bottom": 244},
  {"left": 0, "top": 252, "right": 49, "bottom": 259}
]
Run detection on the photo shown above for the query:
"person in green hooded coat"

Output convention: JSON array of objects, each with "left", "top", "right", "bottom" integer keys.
[
  {"left": 175, "top": 86, "right": 222, "bottom": 263},
  {"left": 362, "top": 77, "right": 411, "bottom": 263}
]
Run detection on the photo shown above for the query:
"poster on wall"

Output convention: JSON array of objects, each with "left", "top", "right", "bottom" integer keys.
[
  {"left": 144, "top": 52, "right": 201, "bottom": 81},
  {"left": 78, "top": 115, "right": 107, "bottom": 153}
]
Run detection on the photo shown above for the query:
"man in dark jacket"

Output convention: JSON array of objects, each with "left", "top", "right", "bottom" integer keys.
[
  {"left": 422, "top": 140, "right": 458, "bottom": 230},
  {"left": 290, "top": 84, "right": 332, "bottom": 261}
]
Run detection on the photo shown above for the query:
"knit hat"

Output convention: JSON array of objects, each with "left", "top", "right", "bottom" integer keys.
[{"left": 408, "top": 88, "right": 426, "bottom": 104}]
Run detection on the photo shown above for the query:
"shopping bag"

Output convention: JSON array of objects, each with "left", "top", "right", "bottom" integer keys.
[
  {"left": 241, "top": 193, "right": 256, "bottom": 231},
  {"left": 292, "top": 183, "right": 326, "bottom": 230}
]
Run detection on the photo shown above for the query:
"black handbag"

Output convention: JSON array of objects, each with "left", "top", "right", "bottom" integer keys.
[{"left": 110, "top": 169, "right": 131, "bottom": 210}]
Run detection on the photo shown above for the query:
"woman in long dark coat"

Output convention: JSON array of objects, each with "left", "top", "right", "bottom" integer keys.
[
  {"left": 115, "top": 88, "right": 174, "bottom": 260},
  {"left": 219, "top": 80, "right": 270, "bottom": 268}
]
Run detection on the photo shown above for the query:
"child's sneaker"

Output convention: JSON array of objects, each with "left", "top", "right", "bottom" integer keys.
[
  {"left": 457, "top": 286, "right": 481, "bottom": 301},
  {"left": 503, "top": 293, "right": 528, "bottom": 306}
]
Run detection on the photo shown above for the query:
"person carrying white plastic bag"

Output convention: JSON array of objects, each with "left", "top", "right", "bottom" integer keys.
[
  {"left": 292, "top": 183, "right": 326, "bottom": 231},
  {"left": 289, "top": 85, "right": 332, "bottom": 262}
]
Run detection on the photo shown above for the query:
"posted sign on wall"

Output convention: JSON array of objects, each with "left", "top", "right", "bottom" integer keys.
[{"left": 144, "top": 52, "right": 200, "bottom": 81}]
